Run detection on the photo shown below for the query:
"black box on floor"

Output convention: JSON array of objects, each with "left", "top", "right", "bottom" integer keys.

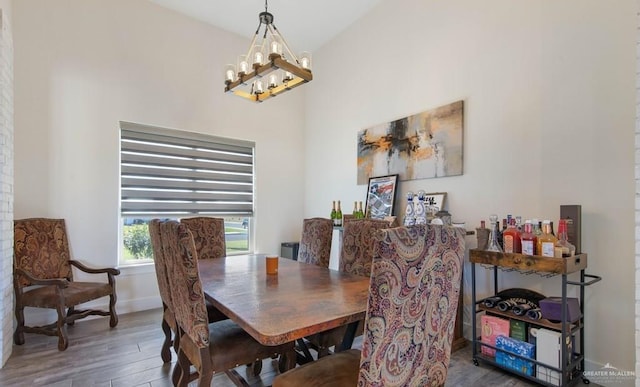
[
  {"left": 560, "top": 205, "right": 581, "bottom": 254},
  {"left": 281, "top": 242, "right": 299, "bottom": 260}
]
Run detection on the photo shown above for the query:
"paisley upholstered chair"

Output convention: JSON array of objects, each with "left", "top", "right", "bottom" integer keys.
[
  {"left": 339, "top": 218, "right": 391, "bottom": 277},
  {"left": 180, "top": 217, "right": 226, "bottom": 259},
  {"left": 297, "top": 217, "right": 333, "bottom": 268},
  {"left": 273, "top": 224, "right": 466, "bottom": 387},
  {"left": 150, "top": 218, "right": 230, "bottom": 365},
  {"left": 180, "top": 217, "right": 228, "bottom": 322},
  {"left": 299, "top": 218, "right": 392, "bottom": 361},
  {"left": 13, "top": 218, "right": 120, "bottom": 351},
  {"left": 160, "top": 220, "right": 294, "bottom": 386},
  {"left": 149, "top": 219, "right": 177, "bottom": 363}
]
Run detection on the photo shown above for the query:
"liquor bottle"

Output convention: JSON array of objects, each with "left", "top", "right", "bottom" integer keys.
[
  {"left": 532, "top": 218, "right": 542, "bottom": 239},
  {"left": 403, "top": 192, "right": 416, "bottom": 226},
  {"left": 497, "top": 218, "right": 505, "bottom": 249},
  {"left": 515, "top": 216, "right": 523, "bottom": 232},
  {"left": 536, "top": 220, "right": 557, "bottom": 257},
  {"left": 502, "top": 218, "right": 522, "bottom": 253},
  {"left": 520, "top": 220, "right": 537, "bottom": 255},
  {"left": 486, "top": 214, "right": 503, "bottom": 252},
  {"left": 336, "top": 201, "right": 343, "bottom": 227},
  {"left": 415, "top": 190, "right": 427, "bottom": 225},
  {"left": 550, "top": 221, "right": 556, "bottom": 237},
  {"left": 330, "top": 201, "right": 337, "bottom": 226},
  {"left": 554, "top": 219, "right": 576, "bottom": 258}
]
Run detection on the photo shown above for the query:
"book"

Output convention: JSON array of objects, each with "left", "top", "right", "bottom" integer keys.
[
  {"left": 481, "top": 315, "right": 510, "bottom": 357},
  {"left": 510, "top": 319, "right": 527, "bottom": 342}
]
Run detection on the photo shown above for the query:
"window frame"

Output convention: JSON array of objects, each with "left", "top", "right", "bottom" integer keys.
[{"left": 119, "top": 122, "right": 255, "bottom": 264}]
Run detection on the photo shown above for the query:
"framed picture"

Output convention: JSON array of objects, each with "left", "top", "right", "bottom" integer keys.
[
  {"left": 365, "top": 174, "right": 399, "bottom": 219},
  {"left": 423, "top": 192, "right": 447, "bottom": 217}
]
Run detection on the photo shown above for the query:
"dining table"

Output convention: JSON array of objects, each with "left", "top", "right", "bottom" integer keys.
[{"left": 197, "top": 254, "right": 371, "bottom": 368}]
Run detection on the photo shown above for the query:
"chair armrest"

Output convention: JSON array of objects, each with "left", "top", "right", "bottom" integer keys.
[
  {"left": 14, "top": 268, "right": 70, "bottom": 288},
  {"left": 69, "top": 260, "right": 121, "bottom": 276}
]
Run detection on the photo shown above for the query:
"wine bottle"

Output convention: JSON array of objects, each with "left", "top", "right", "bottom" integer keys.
[
  {"left": 482, "top": 296, "right": 502, "bottom": 308},
  {"left": 497, "top": 299, "right": 518, "bottom": 312},
  {"left": 352, "top": 201, "right": 358, "bottom": 218},
  {"left": 357, "top": 201, "right": 364, "bottom": 219},
  {"left": 330, "top": 201, "right": 337, "bottom": 226},
  {"left": 512, "top": 304, "right": 533, "bottom": 316},
  {"left": 336, "top": 201, "right": 343, "bottom": 227}
]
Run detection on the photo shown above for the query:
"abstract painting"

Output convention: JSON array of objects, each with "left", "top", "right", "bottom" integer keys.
[{"left": 357, "top": 100, "right": 463, "bottom": 184}]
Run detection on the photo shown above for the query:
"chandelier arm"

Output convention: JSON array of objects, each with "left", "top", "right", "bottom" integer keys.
[
  {"left": 245, "top": 30, "right": 260, "bottom": 58},
  {"left": 267, "top": 24, "right": 300, "bottom": 64}
]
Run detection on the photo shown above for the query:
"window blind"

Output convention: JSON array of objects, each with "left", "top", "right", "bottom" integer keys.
[{"left": 120, "top": 122, "right": 254, "bottom": 217}]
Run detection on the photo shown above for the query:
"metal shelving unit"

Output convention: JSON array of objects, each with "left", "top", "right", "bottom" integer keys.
[{"left": 470, "top": 249, "right": 601, "bottom": 386}]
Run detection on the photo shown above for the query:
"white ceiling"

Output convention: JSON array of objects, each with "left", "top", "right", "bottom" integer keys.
[{"left": 149, "top": 0, "right": 383, "bottom": 52}]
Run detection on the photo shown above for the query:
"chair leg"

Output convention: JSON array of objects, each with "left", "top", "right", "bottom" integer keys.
[
  {"left": 13, "top": 304, "right": 25, "bottom": 345},
  {"left": 56, "top": 303, "right": 69, "bottom": 351},
  {"left": 160, "top": 317, "right": 172, "bottom": 363},
  {"left": 66, "top": 306, "right": 75, "bottom": 326},
  {"left": 176, "top": 350, "right": 190, "bottom": 387},
  {"left": 109, "top": 292, "right": 118, "bottom": 327}
]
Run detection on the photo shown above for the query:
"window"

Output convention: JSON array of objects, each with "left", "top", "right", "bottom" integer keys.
[{"left": 119, "top": 122, "right": 254, "bottom": 264}]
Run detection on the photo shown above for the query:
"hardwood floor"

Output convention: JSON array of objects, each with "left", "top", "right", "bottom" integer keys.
[{"left": 0, "top": 308, "right": 597, "bottom": 386}]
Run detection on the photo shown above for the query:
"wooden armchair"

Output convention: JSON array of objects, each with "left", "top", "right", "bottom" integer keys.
[
  {"left": 274, "top": 224, "right": 466, "bottom": 387},
  {"left": 160, "top": 220, "right": 294, "bottom": 386},
  {"left": 297, "top": 217, "right": 333, "bottom": 268},
  {"left": 13, "top": 218, "right": 120, "bottom": 351}
]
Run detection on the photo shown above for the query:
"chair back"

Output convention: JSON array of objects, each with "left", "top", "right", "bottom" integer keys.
[
  {"left": 14, "top": 218, "right": 74, "bottom": 288},
  {"left": 149, "top": 219, "right": 174, "bottom": 311},
  {"left": 298, "top": 217, "right": 333, "bottom": 268},
  {"left": 180, "top": 217, "right": 226, "bottom": 259},
  {"left": 358, "top": 224, "right": 466, "bottom": 386},
  {"left": 160, "top": 220, "right": 210, "bottom": 349},
  {"left": 339, "top": 218, "right": 390, "bottom": 277}
]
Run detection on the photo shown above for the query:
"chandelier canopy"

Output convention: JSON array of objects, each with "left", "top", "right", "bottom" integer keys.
[{"left": 224, "top": 0, "right": 313, "bottom": 103}]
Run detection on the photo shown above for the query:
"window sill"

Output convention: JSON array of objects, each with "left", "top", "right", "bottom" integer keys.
[{"left": 117, "top": 262, "right": 155, "bottom": 277}]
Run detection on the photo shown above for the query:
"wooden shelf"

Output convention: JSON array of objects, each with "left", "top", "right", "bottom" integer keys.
[{"left": 469, "top": 249, "right": 587, "bottom": 275}]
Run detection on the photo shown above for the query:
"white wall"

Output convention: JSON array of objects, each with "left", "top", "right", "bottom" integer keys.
[
  {"left": 12, "top": 0, "right": 306, "bottom": 318},
  {"left": 305, "top": 0, "right": 636, "bottom": 378},
  {"left": 0, "top": 0, "right": 12, "bottom": 367}
]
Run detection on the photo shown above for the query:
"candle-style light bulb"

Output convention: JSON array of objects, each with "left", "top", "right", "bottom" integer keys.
[
  {"left": 224, "top": 64, "right": 236, "bottom": 83},
  {"left": 268, "top": 74, "right": 278, "bottom": 89},
  {"left": 300, "top": 51, "right": 312, "bottom": 70},
  {"left": 253, "top": 46, "right": 264, "bottom": 67},
  {"left": 253, "top": 80, "right": 264, "bottom": 94},
  {"left": 238, "top": 55, "right": 249, "bottom": 75}
]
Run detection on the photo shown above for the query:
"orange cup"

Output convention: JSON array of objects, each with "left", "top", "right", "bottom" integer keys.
[{"left": 266, "top": 255, "right": 279, "bottom": 275}]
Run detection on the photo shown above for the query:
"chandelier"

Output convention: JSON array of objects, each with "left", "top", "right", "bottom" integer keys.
[{"left": 224, "top": 0, "right": 313, "bottom": 103}]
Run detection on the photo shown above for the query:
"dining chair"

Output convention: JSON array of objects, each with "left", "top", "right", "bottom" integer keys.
[
  {"left": 273, "top": 224, "right": 466, "bottom": 387},
  {"left": 161, "top": 220, "right": 295, "bottom": 387},
  {"left": 180, "top": 216, "right": 228, "bottom": 323},
  {"left": 298, "top": 218, "right": 392, "bottom": 362},
  {"left": 297, "top": 217, "right": 333, "bottom": 268},
  {"left": 339, "top": 218, "right": 391, "bottom": 277},
  {"left": 180, "top": 217, "right": 226, "bottom": 259},
  {"left": 149, "top": 219, "right": 178, "bottom": 363},
  {"left": 13, "top": 218, "right": 120, "bottom": 351}
]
